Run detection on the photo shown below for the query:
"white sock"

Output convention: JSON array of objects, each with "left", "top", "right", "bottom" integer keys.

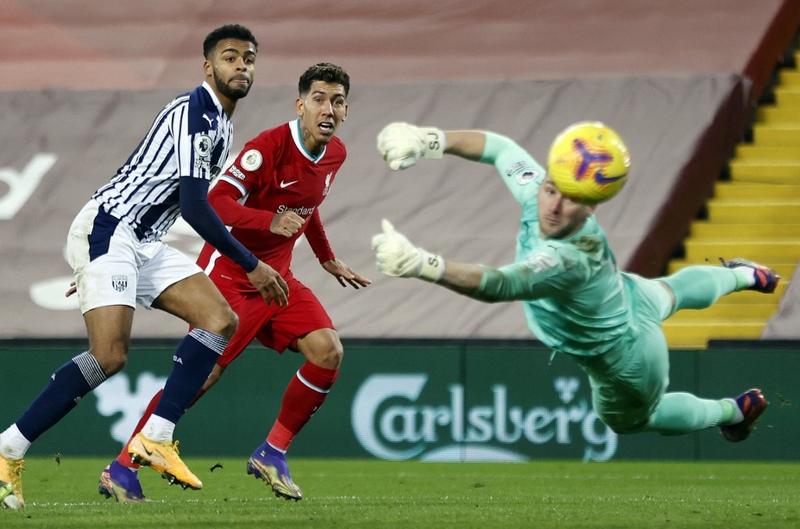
[
  {"left": 724, "top": 398, "right": 744, "bottom": 424},
  {"left": 732, "top": 268, "right": 756, "bottom": 289},
  {"left": 141, "top": 415, "right": 175, "bottom": 443},
  {"left": 267, "top": 441, "right": 287, "bottom": 454},
  {"left": 0, "top": 424, "right": 31, "bottom": 460}
]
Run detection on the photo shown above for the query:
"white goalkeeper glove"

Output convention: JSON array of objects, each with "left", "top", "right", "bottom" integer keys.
[
  {"left": 376, "top": 122, "right": 446, "bottom": 171},
  {"left": 370, "top": 219, "right": 445, "bottom": 282}
]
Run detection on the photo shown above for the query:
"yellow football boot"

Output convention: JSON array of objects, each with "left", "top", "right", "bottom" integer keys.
[
  {"left": 128, "top": 433, "right": 202, "bottom": 490},
  {"left": 0, "top": 454, "right": 24, "bottom": 509}
]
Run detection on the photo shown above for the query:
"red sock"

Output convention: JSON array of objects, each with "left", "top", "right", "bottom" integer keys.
[
  {"left": 267, "top": 362, "right": 339, "bottom": 451},
  {"left": 117, "top": 389, "right": 163, "bottom": 469}
]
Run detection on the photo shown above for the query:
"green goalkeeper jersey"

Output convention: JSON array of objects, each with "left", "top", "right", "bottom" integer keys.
[{"left": 479, "top": 132, "right": 634, "bottom": 357}]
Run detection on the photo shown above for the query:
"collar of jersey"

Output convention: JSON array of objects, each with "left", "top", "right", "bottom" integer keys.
[
  {"left": 201, "top": 81, "right": 225, "bottom": 117},
  {"left": 289, "top": 119, "right": 326, "bottom": 163}
]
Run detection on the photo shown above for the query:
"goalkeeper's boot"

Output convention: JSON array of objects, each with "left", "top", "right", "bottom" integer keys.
[
  {"left": 246, "top": 442, "right": 303, "bottom": 501},
  {"left": 721, "top": 388, "right": 768, "bottom": 443},
  {"left": 720, "top": 258, "right": 780, "bottom": 293},
  {"left": 0, "top": 454, "right": 24, "bottom": 509},
  {"left": 98, "top": 460, "right": 146, "bottom": 503},
  {"left": 128, "top": 432, "right": 202, "bottom": 490}
]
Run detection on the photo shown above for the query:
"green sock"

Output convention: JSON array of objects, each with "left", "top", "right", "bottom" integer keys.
[
  {"left": 646, "top": 392, "right": 726, "bottom": 435},
  {"left": 661, "top": 266, "right": 741, "bottom": 311}
]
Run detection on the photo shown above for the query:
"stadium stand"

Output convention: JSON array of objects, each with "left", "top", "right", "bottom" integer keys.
[
  {"left": 665, "top": 46, "right": 800, "bottom": 346},
  {"left": 0, "top": 0, "right": 798, "bottom": 344}
]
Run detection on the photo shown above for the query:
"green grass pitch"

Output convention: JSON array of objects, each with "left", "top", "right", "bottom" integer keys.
[{"left": 2, "top": 457, "right": 798, "bottom": 528}]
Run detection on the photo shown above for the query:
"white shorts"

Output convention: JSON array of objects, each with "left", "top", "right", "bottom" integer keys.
[{"left": 66, "top": 199, "right": 202, "bottom": 314}]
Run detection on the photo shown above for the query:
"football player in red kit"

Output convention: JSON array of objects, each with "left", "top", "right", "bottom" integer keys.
[{"left": 98, "top": 63, "right": 370, "bottom": 502}]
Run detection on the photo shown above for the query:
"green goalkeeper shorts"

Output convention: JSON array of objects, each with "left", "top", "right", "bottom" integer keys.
[{"left": 571, "top": 274, "right": 674, "bottom": 433}]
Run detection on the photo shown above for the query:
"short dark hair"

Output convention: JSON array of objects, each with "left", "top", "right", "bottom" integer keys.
[
  {"left": 203, "top": 24, "right": 258, "bottom": 58},
  {"left": 298, "top": 63, "right": 350, "bottom": 97}
]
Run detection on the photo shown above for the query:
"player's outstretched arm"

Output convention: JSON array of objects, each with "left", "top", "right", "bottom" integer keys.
[
  {"left": 370, "top": 219, "right": 491, "bottom": 300},
  {"left": 371, "top": 219, "right": 554, "bottom": 302},
  {"left": 377, "top": 122, "right": 493, "bottom": 170}
]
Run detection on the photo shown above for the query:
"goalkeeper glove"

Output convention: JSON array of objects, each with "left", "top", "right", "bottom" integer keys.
[
  {"left": 371, "top": 219, "right": 445, "bottom": 282},
  {"left": 376, "top": 122, "right": 446, "bottom": 171}
]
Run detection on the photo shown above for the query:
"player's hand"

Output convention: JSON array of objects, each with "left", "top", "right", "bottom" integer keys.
[
  {"left": 270, "top": 211, "right": 305, "bottom": 238},
  {"left": 65, "top": 281, "right": 77, "bottom": 297},
  {"left": 371, "top": 219, "right": 444, "bottom": 281},
  {"left": 246, "top": 260, "right": 289, "bottom": 306},
  {"left": 322, "top": 259, "right": 372, "bottom": 289},
  {"left": 376, "top": 122, "right": 445, "bottom": 171}
]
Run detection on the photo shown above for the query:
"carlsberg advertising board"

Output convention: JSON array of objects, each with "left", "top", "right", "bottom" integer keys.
[{"left": 0, "top": 340, "right": 795, "bottom": 460}]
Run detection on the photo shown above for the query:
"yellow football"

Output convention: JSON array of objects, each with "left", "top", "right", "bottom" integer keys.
[{"left": 547, "top": 121, "right": 631, "bottom": 203}]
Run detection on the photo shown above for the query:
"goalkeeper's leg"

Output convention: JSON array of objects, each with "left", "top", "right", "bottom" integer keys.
[
  {"left": 659, "top": 264, "right": 751, "bottom": 314},
  {"left": 645, "top": 392, "right": 739, "bottom": 435}
]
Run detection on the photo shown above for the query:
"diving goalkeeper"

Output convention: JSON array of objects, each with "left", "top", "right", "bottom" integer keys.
[{"left": 371, "top": 121, "right": 774, "bottom": 441}]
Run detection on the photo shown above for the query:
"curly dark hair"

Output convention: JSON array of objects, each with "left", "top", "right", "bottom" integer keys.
[
  {"left": 298, "top": 63, "right": 350, "bottom": 97},
  {"left": 203, "top": 24, "right": 258, "bottom": 58}
]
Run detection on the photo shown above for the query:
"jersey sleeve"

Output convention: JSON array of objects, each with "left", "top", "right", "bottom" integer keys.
[
  {"left": 179, "top": 176, "right": 258, "bottom": 272},
  {"left": 171, "top": 95, "right": 218, "bottom": 181},
  {"left": 476, "top": 243, "right": 587, "bottom": 301},
  {"left": 480, "top": 132, "right": 546, "bottom": 206},
  {"left": 208, "top": 179, "right": 275, "bottom": 230},
  {"left": 216, "top": 135, "right": 273, "bottom": 197},
  {"left": 304, "top": 209, "right": 335, "bottom": 263}
]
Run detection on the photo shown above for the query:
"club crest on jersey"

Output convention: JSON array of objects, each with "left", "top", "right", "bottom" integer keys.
[
  {"left": 111, "top": 275, "right": 128, "bottom": 293},
  {"left": 241, "top": 149, "right": 263, "bottom": 171},
  {"left": 322, "top": 171, "right": 333, "bottom": 196}
]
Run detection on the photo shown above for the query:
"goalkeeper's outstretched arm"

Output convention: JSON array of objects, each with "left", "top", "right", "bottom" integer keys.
[
  {"left": 371, "top": 219, "right": 550, "bottom": 303},
  {"left": 424, "top": 258, "right": 551, "bottom": 303},
  {"left": 442, "top": 130, "right": 486, "bottom": 161},
  {"left": 377, "top": 122, "right": 526, "bottom": 173}
]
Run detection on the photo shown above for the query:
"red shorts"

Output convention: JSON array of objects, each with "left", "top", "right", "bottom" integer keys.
[{"left": 210, "top": 269, "right": 334, "bottom": 368}]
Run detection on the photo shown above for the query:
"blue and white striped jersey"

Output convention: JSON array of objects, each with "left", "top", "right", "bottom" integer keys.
[{"left": 93, "top": 82, "right": 233, "bottom": 242}]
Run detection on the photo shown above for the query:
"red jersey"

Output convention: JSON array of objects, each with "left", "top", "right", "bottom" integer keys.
[{"left": 197, "top": 119, "right": 345, "bottom": 287}]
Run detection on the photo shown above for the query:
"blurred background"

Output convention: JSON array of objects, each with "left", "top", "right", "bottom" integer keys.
[{"left": 0, "top": 0, "right": 798, "bottom": 461}]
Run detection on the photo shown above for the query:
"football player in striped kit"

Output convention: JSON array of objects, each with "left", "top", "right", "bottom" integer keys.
[
  {"left": 0, "top": 24, "right": 289, "bottom": 509},
  {"left": 97, "top": 63, "right": 369, "bottom": 503}
]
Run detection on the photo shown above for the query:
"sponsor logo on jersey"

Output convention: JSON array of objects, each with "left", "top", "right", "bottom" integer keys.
[
  {"left": 228, "top": 166, "right": 246, "bottom": 181},
  {"left": 241, "top": 149, "right": 263, "bottom": 171},
  {"left": 276, "top": 204, "right": 315, "bottom": 216},
  {"left": 279, "top": 179, "right": 299, "bottom": 189},
  {"left": 201, "top": 113, "right": 216, "bottom": 128}
]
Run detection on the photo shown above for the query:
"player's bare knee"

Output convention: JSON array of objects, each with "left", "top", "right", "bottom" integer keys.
[
  {"left": 203, "top": 306, "right": 238, "bottom": 338},
  {"left": 311, "top": 341, "right": 343, "bottom": 369},
  {"left": 221, "top": 308, "right": 239, "bottom": 337},
  {"left": 90, "top": 344, "right": 128, "bottom": 375}
]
